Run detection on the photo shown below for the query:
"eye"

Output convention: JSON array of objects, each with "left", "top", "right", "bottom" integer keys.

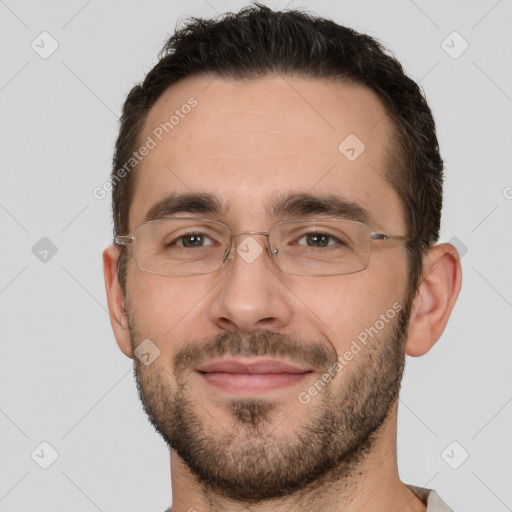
[
  {"left": 171, "top": 232, "right": 215, "bottom": 248},
  {"left": 297, "top": 232, "right": 344, "bottom": 248}
]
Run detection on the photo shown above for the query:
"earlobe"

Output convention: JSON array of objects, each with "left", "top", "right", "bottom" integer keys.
[
  {"left": 405, "top": 243, "right": 462, "bottom": 357},
  {"left": 103, "top": 245, "right": 133, "bottom": 359}
]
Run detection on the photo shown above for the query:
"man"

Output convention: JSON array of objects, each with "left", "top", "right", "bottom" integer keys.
[{"left": 103, "top": 4, "right": 461, "bottom": 511}]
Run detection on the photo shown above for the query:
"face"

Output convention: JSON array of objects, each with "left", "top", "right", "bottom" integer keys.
[{"left": 122, "top": 76, "right": 414, "bottom": 501}]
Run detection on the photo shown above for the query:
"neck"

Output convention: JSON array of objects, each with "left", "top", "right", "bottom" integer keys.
[{"left": 168, "top": 402, "right": 427, "bottom": 512}]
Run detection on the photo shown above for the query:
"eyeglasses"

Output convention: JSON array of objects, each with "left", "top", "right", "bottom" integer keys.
[{"left": 114, "top": 217, "right": 426, "bottom": 277}]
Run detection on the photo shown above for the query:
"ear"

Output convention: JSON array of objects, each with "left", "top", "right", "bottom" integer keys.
[
  {"left": 103, "top": 245, "right": 133, "bottom": 358},
  {"left": 405, "top": 243, "right": 462, "bottom": 357}
]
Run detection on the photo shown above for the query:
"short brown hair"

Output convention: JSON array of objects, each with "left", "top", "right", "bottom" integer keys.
[{"left": 112, "top": 3, "right": 440, "bottom": 302}]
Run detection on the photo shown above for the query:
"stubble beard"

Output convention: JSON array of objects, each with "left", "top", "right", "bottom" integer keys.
[{"left": 129, "top": 297, "right": 411, "bottom": 503}]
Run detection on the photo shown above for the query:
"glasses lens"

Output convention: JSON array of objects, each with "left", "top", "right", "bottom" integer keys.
[
  {"left": 270, "top": 219, "right": 371, "bottom": 276},
  {"left": 133, "top": 219, "right": 229, "bottom": 276}
]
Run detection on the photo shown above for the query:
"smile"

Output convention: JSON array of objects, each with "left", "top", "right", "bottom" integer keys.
[{"left": 195, "top": 358, "right": 314, "bottom": 394}]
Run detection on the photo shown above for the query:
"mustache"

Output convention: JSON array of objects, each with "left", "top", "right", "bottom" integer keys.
[{"left": 172, "top": 329, "right": 337, "bottom": 377}]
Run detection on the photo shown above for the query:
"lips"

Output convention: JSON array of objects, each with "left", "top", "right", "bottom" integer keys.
[
  {"left": 195, "top": 358, "right": 313, "bottom": 394},
  {"left": 197, "top": 358, "right": 313, "bottom": 374}
]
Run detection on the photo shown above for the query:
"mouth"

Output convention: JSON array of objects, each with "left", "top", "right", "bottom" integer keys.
[{"left": 195, "top": 358, "right": 314, "bottom": 394}]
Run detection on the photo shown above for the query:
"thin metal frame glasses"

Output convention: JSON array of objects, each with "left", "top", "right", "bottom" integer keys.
[{"left": 114, "top": 216, "right": 426, "bottom": 277}]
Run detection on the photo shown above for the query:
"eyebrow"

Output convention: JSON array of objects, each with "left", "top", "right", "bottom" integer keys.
[
  {"left": 144, "top": 192, "right": 224, "bottom": 223},
  {"left": 268, "top": 192, "right": 371, "bottom": 224},
  {"left": 143, "top": 191, "right": 372, "bottom": 225}
]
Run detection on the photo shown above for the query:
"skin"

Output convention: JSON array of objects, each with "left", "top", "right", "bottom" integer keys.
[{"left": 103, "top": 75, "right": 462, "bottom": 512}]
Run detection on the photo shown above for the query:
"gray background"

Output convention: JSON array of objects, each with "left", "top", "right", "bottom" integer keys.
[{"left": 1, "top": 0, "right": 511, "bottom": 510}]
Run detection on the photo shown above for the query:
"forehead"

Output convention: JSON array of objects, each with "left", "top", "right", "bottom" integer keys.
[{"left": 127, "top": 75, "right": 404, "bottom": 233}]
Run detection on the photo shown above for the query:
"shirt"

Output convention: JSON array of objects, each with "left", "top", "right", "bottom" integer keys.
[
  {"left": 407, "top": 484, "right": 455, "bottom": 511},
  {"left": 163, "top": 485, "right": 455, "bottom": 511}
]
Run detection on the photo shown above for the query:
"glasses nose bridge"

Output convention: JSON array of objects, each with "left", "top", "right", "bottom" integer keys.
[
  {"left": 230, "top": 229, "right": 270, "bottom": 238},
  {"left": 229, "top": 230, "right": 273, "bottom": 250},
  {"left": 223, "top": 229, "right": 277, "bottom": 264}
]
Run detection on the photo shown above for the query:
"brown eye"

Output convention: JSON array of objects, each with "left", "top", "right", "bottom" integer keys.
[
  {"left": 181, "top": 234, "right": 206, "bottom": 247},
  {"left": 167, "top": 232, "right": 215, "bottom": 248},
  {"left": 297, "top": 232, "right": 343, "bottom": 248},
  {"left": 306, "top": 233, "right": 329, "bottom": 247}
]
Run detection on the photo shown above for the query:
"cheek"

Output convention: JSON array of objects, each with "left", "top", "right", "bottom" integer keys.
[
  {"left": 127, "top": 271, "right": 215, "bottom": 343},
  {"left": 288, "top": 252, "right": 408, "bottom": 352}
]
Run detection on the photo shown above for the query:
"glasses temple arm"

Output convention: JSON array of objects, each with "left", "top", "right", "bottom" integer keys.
[
  {"left": 114, "top": 235, "right": 134, "bottom": 245},
  {"left": 371, "top": 233, "right": 431, "bottom": 245}
]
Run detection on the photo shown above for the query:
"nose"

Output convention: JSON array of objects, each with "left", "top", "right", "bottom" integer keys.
[{"left": 209, "top": 233, "right": 294, "bottom": 334}]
